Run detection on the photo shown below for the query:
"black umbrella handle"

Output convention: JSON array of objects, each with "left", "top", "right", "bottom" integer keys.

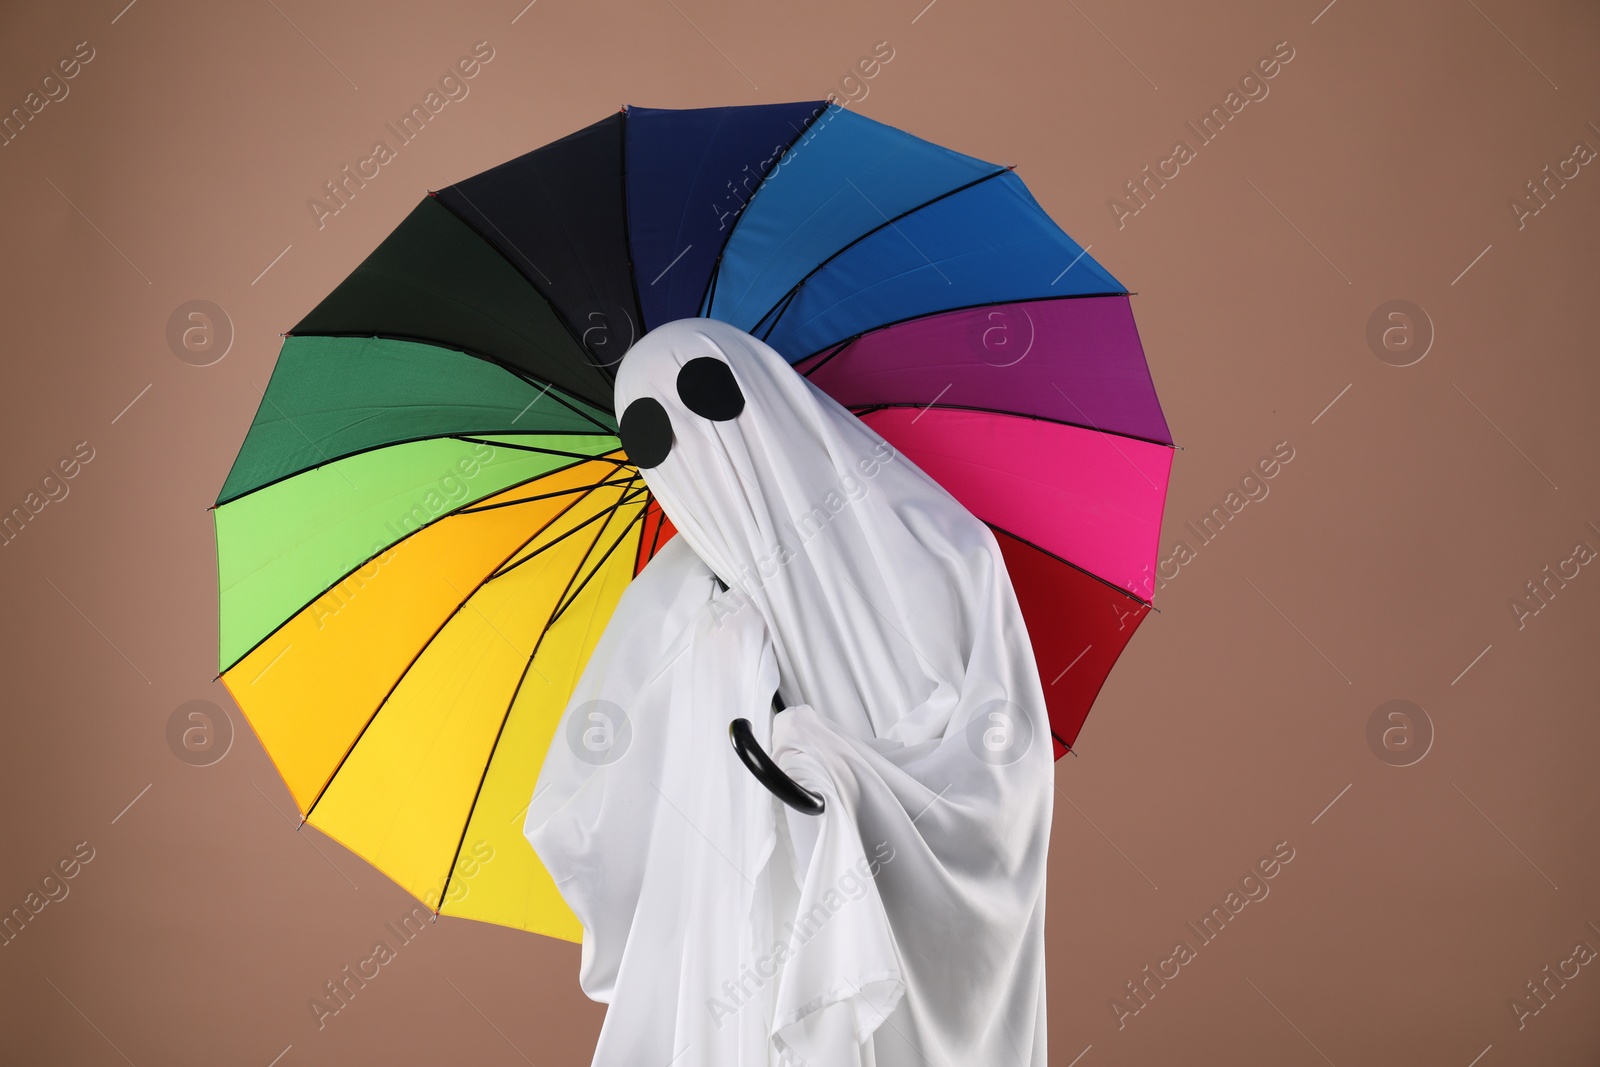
[{"left": 729, "top": 718, "right": 825, "bottom": 816}]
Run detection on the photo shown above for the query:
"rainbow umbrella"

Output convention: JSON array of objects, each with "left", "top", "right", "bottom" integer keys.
[{"left": 214, "top": 101, "right": 1172, "bottom": 942}]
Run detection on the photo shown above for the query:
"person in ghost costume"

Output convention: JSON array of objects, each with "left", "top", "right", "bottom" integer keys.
[{"left": 524, "top": 318, "right": 1054, "bottom": 1066}]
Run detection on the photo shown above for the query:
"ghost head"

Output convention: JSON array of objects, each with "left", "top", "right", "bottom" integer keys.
[
  {"left": 614, "top": 319, "right": 979, "bottom": 735},
  {"left": 618, "top": 350, "right": 746, "bottom": 468},
  {"left": 613, "top": 318, "right": 886, "bottom": 597}
]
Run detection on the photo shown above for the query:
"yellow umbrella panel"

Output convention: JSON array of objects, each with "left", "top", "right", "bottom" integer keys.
[{"left": 215, "top": 335, "right": 648, "bottom": 941}]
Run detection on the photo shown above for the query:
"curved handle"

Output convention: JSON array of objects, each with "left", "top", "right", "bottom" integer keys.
[{"left": 729, "top": 718, "right": 825, "bottom": 816}]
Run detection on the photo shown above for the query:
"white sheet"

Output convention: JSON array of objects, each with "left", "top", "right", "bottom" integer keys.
[{"left": 526, "top": 319, "right": 1053, "bottom": 1065}]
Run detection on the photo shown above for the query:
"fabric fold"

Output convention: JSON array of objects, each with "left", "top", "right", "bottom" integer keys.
[{"left": 527, "top": 319, "right": 1053, "bottom": 1065}]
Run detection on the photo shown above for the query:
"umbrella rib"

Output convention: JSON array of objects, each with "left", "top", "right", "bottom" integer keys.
[
  {"left": 653, "top": 110, "right": 724, "bottom": 323},
  {"left": 458, "top": 118, "right": 633, "bottom": 384},
  {"left": 528, "top": 474, "right": 641, "bottom": 659},
  {"left": 279, "top": 329, "right": 616, "bottom": 430},
  {"left": 455, "top": 476, "right": 637, "bottom": 515},
  {"left": 989, "top": 523, "right": 1152, "bottom": 607},
  {"left": 547, "top": 491, "right": 649, "bottom": 628},
  {"left": 795, "top": 338, "right": 854, "bottom": 379},
  {"left": 857, "top": 401, "right": 1176, "bottom": 449},
  {"left": 650, "top": 495, "right": 669, "bottom": 556},
  {"left": 699, "top": 103, "right": 831, "bottom": 317},
  {"left": 454, "top": 436, "right": 626, "bottom": 464},
  {"left": 642, "top": 492, "right": 671, "bottom": 569},
  {"left": 488, "top": 485, "right": 651, "bottom": 583},
  {"left": 218, "top": 428, "right": 619, "bottom": 508},
  {"left": 217, "top": 455, "right": 627, "bottom": 675},
  {"left": 786, "top": 289, "right": 1130, "bottom": 369},
  {"left": 299, "top": 475, "right": 627, "bottom": 823},
  {"left": 433, "top": 476, "right": 644, "bottom": 915},
  {"left": 756, "top": 288, "right": 802, "bottom": 341},
  {"left": 617, "top": 107, "right": 649, "bottom": 347},
  {"left": 747, "top": 167, "right": 1009, "bottom": 340},
  {"left": 430, "top": 644, "right": 545, "bottom": 918},
  {"left": 538, "top": 386, "right": 619, "bottom": 433},
  {"left": 428, "top": 188, "right": 608, "bottom": 384}
]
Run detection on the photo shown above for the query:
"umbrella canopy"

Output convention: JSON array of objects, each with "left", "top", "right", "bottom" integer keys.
[{"left": 214, "top": 101, "right": 1172, "bottom": 941}]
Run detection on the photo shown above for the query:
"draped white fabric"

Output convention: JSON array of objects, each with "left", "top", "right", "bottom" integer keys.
[{"left": 525, "top": 319, "right": 1053, "bottom": 1066}]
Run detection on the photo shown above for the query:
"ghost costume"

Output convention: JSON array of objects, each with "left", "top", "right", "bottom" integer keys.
[{"left": 524, "top": 319, "right": 1053, "bottom": 1065}]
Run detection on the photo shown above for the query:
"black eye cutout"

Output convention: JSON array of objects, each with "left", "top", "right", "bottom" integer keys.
[
  {"left": 619, "top": 397, "right": 673, "bottom": 468},
  {"left": 676, "top": 357, "right": 745, "bottom": 421}
]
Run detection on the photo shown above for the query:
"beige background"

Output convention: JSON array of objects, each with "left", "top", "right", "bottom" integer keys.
[{"left": 2, "top": 0, "right": 1598, "bottom": 1063}]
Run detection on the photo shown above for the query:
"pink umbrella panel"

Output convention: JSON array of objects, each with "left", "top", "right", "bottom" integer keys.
[{"left": 796, "top": 293, "right": 1173, "bottom": 755}]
